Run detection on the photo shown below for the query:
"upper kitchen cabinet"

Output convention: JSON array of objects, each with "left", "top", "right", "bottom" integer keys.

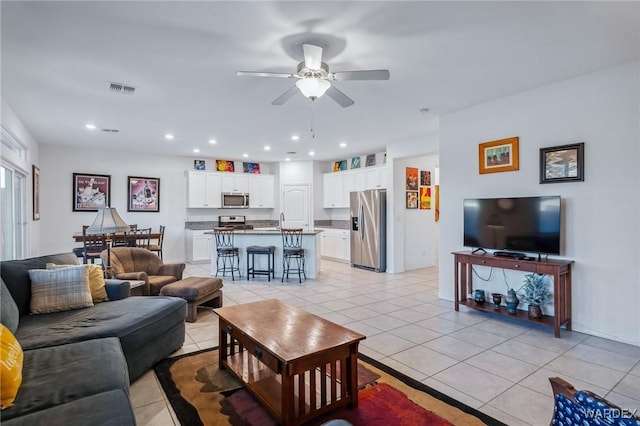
[
  {"left": 221, "top": 174, "right": 249, "bottom": 193},
  {"left": 323, "top": 166, "right": 387, "bottom": 208},
  {"left": 323, "top": 172, "right": 349, "bottom": 208},
  {"left": 248, "top": 175, "right": 275, "bottom": 208},
  {"left": 186, "top": 171, "right": 222, "bottom": 208},
  {"left": 363, "top": 165, "right": 387, "bottom": 190}
]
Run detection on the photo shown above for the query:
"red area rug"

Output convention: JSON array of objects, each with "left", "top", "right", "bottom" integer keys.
[{"left": 154, "top": 347, "right": 502, "bottom": 426}]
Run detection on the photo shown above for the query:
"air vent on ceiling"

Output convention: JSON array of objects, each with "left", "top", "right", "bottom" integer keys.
[
  {"left": 108, "top": 81, "right": 136, "bottom": 95},
  {"left": 101, "top": 128, "right": 120, "bottom": 133},
  {"left": 286, "top": 151, "right": 297, "bottom": 155}
]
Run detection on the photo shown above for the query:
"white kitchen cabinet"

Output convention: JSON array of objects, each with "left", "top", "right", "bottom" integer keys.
[
  {"left": 248, "top": 175, "right": 275, "bottom": 208},
  {"left": 323, "top": 166, "right": 387, "bottom": 208},
  {"left": 363, "top": 166, "right": 387, "bottom": 190},
  {"left": 186, "top": 171, "right": 222, "bottom": 208},
  {"left": 318, "top": 228, "right": 350, "bottom": 263},
  {"left": 323, "top": 173, "right": 348, "bottom": 208},
  {"left": 221, "top": 174, "right": 249, "bottom": 193},
  {"left": 185, "top": 230, "right": 211, "bottom": 263}
]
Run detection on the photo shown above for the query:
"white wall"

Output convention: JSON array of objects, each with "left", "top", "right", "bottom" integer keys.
[
  {"left": 38, "top": 146, "right": 280, "bottom": 262},
  {"left": 386, "top": 133, "right": 439, "bottom": 272},
  {"left": 1, "top": 99, "right": 41, "bottom": 256},
  {"left": 439, "top": 61, "right": 640, "bottom": 345},
  {"left": 395, "top": 155, "right": 439, "bottom": 271}
]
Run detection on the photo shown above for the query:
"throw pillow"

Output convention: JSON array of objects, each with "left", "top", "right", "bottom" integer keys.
[
  {"left": 0, "top": 279, "right": 20, "bottom": 334},
  {"left": 1, "top": 324, "right": 23, "bottom": 410},
  {"left": 28, "top": 266, "right": 94, "bottom": 314},
  {"left": 46, "top": 263, "right": 109, "bottom": 303}
]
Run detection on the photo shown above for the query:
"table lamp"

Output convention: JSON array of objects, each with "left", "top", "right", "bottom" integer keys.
[{"left": 87, "top": 207, "right": 130, "bottom": 278}]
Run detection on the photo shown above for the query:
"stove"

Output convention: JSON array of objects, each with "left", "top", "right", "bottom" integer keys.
[{"left": 218, "top": 215, "right": 254, "bottom": 230}]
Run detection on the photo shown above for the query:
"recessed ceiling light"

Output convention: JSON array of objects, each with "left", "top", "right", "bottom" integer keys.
[
  {"left": 285, "top": 157, "right": 291, "bottom": 161},
  {"left": 193, "top": 148, "right": 200, "bottom": 153},
  {"left": 209, "top": 139, "right": 217, "bottom": 144},
  {"left": 291, "top": 135, "right": 300, "bottom": 141},
  {"left": 339, "top": 142, "right": 347, "bottom": 148},
  {"left": 165, "top": 134, "right": 174, "bottom": 140},
  {"left": 264, "top": 145, "right": 271, "bottom": 151},
  {"left": 242, "top": 153, "right": 249, "bottom": 158},
  {"left": 85, "top": 123, "right": 97, "bottom": 130},
  {"left": 308, "top": 151, "right": 315, "bottom": 156}
]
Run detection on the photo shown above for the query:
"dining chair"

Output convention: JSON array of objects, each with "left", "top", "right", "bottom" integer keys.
[
  {"left": 132, "top": 228, "right": 152, "bottom": 249},
  {"left": 80, "top": 226, "right": 108, "bottom": 264},
  {"left": 149, "top": 225, "right": 166, "bottom": 259},
  {"left": 112, "top": 223, "right": 137, "bottom": 247}
]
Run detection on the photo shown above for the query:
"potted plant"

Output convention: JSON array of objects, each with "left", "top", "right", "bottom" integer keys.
[{"left": 519, "top": 273, "right": 550, "bottom": 318}]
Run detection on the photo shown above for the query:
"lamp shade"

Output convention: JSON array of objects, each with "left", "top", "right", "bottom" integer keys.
[
  {"left": 296, "top": 78, "right": 330, "bottom": 99},
  {"left": 87, "top": 207, "right": 130, "bottom": 234}
]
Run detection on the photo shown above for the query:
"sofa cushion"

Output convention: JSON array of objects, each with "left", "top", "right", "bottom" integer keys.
[
  {"left": 0, "top": 253, "right": 80, "bottom": 315},
  {"left": 46, "top": 263, "right": 109, "bottom": 303},
  {"left": 0, "top": 325, "right": 23, "bottom": 410},
  {"left": 1, "top": 280, "right": 20, "bottom": 333},
  {"left": 28, "top": 267, "right": 93, "bottom": 314},
  {"left": 0, "top": 337, "right": 131, "bottom": 423}
]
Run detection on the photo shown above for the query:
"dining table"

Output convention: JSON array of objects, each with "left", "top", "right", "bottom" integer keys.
[{"left": 72, "top": 231, "right": 161, "bottom": 246}]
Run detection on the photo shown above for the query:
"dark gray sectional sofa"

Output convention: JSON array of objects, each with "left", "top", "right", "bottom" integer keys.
[{"left": 0, "top": 253, "right": 187, "bottom": 426}]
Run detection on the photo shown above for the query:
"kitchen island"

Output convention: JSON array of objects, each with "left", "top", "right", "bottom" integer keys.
[{"left": 205, "top": 229, "right": 323, "bottom": 279}]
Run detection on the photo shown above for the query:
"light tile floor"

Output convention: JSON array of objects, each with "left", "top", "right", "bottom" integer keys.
[{"left": 131, "top": 260, "right": 640, "bottom": 426}]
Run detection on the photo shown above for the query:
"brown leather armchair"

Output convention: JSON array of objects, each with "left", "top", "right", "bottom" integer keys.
[{"left": 103, "top": 247, "right": 185, "bottom": 296}]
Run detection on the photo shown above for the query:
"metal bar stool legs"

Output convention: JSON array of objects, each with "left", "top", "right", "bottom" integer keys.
[
  {"left": 213, "top": 227, "right": 240, "bottom": 281},
  {"left": 246, "top": 245, "right": 275, "bottom": 281},
  {"left": 281, "top": 228, "right": 306, "bottom": 284}
]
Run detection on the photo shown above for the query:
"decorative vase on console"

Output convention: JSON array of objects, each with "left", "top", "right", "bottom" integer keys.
[
  {"left": 474, "top": 289, "right": 485, "bottom": 305},
  {"left": 505, "top": 289, "right": 519, "bottom": 314},
  {"left": 491, "top": 293, "right": 503, "bottom": 309}
]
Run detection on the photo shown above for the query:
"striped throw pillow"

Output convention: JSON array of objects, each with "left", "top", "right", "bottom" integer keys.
[{"left": 28, "top": 266, "right": 94, "bottom": 314}]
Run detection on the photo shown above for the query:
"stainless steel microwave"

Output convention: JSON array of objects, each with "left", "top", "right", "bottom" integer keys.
[{"left": 221, "top": 192, "right": 249, "bottom": 209}]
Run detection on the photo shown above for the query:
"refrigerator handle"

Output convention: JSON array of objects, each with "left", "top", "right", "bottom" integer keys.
[{"left": 359, "top": 204, "right": 365, "bottom": 242}]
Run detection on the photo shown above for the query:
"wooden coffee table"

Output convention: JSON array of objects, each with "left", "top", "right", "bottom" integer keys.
[{"left": 214, "top": 299, "right": 366, "bottom": 426}]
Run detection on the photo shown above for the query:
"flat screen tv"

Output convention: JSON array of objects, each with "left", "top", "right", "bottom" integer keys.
[{"left": 463, "top": 196, "right": 561, "bottom": 255}]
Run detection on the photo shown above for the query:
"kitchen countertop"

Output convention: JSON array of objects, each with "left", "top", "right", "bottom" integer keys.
[{"left": 204, "top": 228, "right": 322, "bottom": 235}]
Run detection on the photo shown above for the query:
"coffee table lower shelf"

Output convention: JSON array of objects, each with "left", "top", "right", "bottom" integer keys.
[{"left": 222, "top": 349, "right": 352, "bottom": 426}]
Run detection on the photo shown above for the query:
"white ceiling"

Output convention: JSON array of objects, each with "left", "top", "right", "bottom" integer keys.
[{"left": 2, "top": 1, "right": 638, "bottom": 162}]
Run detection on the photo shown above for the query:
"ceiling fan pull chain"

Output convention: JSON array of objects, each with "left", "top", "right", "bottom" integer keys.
[{"left": 310, "top": 101, "right": 315, "bottom": 139}]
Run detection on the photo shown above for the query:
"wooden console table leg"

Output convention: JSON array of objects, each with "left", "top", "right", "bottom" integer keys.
[
  {"left": 454, "top": 257, "right": 460, "bottom": 311},
  {"left": 553, "top": 272, "right": 561, "bottom": 338},
  {"left": 565, "top": 270, "right": 572, "bottom": 331}
]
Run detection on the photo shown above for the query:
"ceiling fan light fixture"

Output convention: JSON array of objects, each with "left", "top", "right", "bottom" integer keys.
[{"left": 296, "top": 78, "right": 330, "bottom": 99}]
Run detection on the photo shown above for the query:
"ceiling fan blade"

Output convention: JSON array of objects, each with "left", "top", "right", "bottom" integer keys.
[
  {"left": 236, "top": 71, "right": 295, "bottom": 78},
  {"left": 325, "top": 86, "right": 354, "bottom": 108},
  {"left": 271, "top": 86, "right": 299, "bottom": 105},
  {"left": 302, "top": 44, "right": 323, "bottom": 70},
  {"left": 331, "top": 70, "right": 390, "bottom": 81}
]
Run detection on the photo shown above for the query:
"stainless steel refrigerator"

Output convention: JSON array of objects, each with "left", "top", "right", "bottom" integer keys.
[{"left": 350, "top": 189, "right": 386, "bottom": 272}]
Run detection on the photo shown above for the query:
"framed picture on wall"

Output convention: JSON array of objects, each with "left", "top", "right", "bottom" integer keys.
[
  {"left": 540, "top": 142, "right": 584, "bottom": 183},
  {"left": 406, "top": 167, "right": 419, "bottom": 190},
  {"left": 478, "top": 136, "right": 519, "bottom": 174},
  {"left": 127, "top": 176, "right": 160, "bottom": 212},
  {"left": 216, "top": 159, "right": 235, "bottom": 172},
  {"left": 32, "top": 165, "right": 40, "bottom": 220},
  {"left": 419, "top": 187, "right": 431, "bottom": 210},
  {"left": 73, "top": 173, "right": 110, "bottom": 212},
  {"left": 406, "top": 191, "right": 418, "bottom": 209}
]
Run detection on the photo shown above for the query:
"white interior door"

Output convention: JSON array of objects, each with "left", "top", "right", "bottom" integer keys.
[{"left": 281, "top": 184, "right": 310, "bottom": 230}]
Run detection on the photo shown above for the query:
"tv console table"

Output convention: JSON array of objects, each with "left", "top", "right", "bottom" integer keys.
[{"left": 452, "top": 251, "right": 574, "bottom": 337}]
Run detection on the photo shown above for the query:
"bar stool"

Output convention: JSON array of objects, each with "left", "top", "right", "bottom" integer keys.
[
  {"left": 246, "top": 245, "right": 276, "bottom": 281},
  {"left": 213, "top": 227, "right": 241, "bottom": 281},
  {"left": 281, "top": 228, "right": 306, "bottom": 283}
]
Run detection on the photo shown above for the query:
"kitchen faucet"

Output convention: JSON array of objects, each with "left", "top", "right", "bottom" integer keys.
[{"left": 279, "top": 212, "right": 285, "bottom": 229}]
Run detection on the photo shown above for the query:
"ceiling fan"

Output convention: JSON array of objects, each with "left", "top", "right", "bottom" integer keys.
[{"left": 236, "top": 44, "right": 390, "bottom": 108}]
